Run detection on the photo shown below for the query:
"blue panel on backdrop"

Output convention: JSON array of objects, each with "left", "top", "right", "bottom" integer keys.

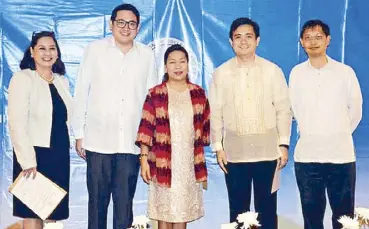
[
  {"left": 152, "top": 0, "right": 203, "bottom": 85},
  {"left": 296, "top": 0, "right": 348, "bottom": 62},
  {"left": 345, "top": 2, "right": 369, "bottom": 151}
]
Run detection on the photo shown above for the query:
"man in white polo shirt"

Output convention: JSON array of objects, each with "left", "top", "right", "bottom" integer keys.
[
  {"left": 289, "top": 19, "right": 362, "bottom": 229},
  {"left": 72, "top": 3, "right": 157, "bottom": 229}
]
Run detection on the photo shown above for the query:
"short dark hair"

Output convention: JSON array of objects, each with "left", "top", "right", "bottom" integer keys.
[
  {"left": 163, "top": 44, "right": 189, "bottom": 82},
  {"left": 229, "top": 17, "right": 260, "bottom": 40},
  {"left": 111, "top": 3, "right": 140, "bottom": 25},
  {"left": 300, "top": 19, "right": 330, "bottom": 38},
  {"left": 20, "top": 31, "right": 66, "bottom": 75}
]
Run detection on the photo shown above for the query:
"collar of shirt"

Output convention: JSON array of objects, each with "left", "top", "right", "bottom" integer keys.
[
  {"left": 107, "top": 36, "right": 139, "bottom": 56},
  {"left": 306, "top": 55, "right": 335, "bottom": 73},
  {"left": 231, "top": 55, "right": 264, "bottom": 76},
  {"left": 233, "top": 54, "right": 263, "bottom": 68}
]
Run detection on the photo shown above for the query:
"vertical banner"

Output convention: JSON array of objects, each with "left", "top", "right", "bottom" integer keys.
[{"left": 151, "top": 0, "right": 203, "bottom": 86}]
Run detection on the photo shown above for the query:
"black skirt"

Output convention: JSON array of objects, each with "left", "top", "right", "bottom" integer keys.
[{"left": 13, "top": 84, "right": 70, "bottom": 220}]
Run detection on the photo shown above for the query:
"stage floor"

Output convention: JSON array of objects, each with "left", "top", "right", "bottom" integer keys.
[{"left": 1, "top": 154, "right": 368, "bottom": 229}]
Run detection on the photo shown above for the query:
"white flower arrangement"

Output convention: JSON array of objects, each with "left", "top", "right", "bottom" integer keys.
[
  {"left": 43, "top": 222, "right": 64, "bottom": 229},
  {"left": 128, "top": 215, "right": 150, "bottom": 229},
  {"left": 338, "top": 216, "right": 360, "bottom": 229},
  {"left": 221, "top": 211, "right": 260, "bottom": 229},
  {"left": 237, "top": 212, "right": 261, "bottom": 229},
  {"left": 355, "top": 207, "right": 369, "bottom": 226},
  {"left": 339, "top": 207, "right": 369, "bottom": 229}
]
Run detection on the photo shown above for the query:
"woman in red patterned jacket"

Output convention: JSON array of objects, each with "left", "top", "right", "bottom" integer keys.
[{"left": 136, "top": 44, "right": 210, "bottom": 229}]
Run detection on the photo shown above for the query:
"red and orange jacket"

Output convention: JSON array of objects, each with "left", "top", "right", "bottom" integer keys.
[{"left": 135, "top": 82, "right": 210, "bottom": 187}]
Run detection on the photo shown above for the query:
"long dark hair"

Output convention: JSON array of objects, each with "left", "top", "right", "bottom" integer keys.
[
  {"left": 19, "top": 31, "right": 66, "bottom": 75},
  {"left": 162, "top": 44, "right": 189, "bottom": 82}
]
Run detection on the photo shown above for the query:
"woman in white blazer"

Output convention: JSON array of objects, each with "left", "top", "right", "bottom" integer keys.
[{"left": 7, "top": 31, "right": 72, "bottom": 229}]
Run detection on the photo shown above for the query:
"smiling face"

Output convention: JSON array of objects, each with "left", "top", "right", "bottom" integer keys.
[
  {"left": 300, "top": 25, "right": 330, "bottom": 58},
  {"left": 30, "top": 36, "right": 58, "bottom": 70},
  {"left": 165, "top": 50, "right": 189, "bottom": 83},
  {"left": 230, "top": 24, "right": 260, "bottom": 58},
  {"left": 110, "top": 10, "right": 139, "bottom": 47}
]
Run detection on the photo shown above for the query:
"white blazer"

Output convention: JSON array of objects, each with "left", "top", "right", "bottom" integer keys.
[{"left": 7, "top": 69, "right": 73, "bottom": 169}]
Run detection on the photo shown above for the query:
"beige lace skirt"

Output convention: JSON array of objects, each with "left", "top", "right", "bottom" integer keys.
[{"left": 147, "top": 87, "right": 204, "bottom": 223}]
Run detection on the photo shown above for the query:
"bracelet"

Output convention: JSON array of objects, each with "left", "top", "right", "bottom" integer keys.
[{"left": 139, "top": 154, "right": 148, "bottom": 162}]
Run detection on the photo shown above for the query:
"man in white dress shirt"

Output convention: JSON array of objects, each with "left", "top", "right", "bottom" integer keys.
[
  {"left": 209, "top": 17, "right": 292, "bottom": 229},
  {"left": 72, "top": 4, "right": 157, "bottom": 229},
  {"left": 289, "top": 19, "right": 362, "bottom": 229}
]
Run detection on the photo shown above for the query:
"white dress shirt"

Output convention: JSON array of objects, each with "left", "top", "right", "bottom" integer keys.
[
  {"left": 289, "top": 56, "right": 363, "bottom": 163},
  {"left": 8, "top": 69, "right": 73, "bottom": 169},
  {"left": 72, "top": 37, "right": 158, "bottom": 154},
  {"left": 209, "top": 56, "right": 292, "bottom": 162}
]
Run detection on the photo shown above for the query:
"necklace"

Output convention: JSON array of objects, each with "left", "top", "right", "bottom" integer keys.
[{"left": 37, "top": 71, "right": 54, "bottom": 83}]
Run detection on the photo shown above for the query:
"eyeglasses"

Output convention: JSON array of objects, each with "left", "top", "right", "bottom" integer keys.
[
  {"left": 303, "top": 35, "right": 324, "bottom": 42},
  {"left": 32, "top": 31, "right": 55, "bottom": 38},
  {"left": 114, "top": 19, "right": 138, "bottom": 30}
]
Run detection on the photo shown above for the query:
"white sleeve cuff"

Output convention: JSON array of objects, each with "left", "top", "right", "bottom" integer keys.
[
  {"left": 211, "top": 142, "right": 223, "bottom": 152},
  {"left": 279, "top": 136, "right": 290, "bottom": 145},
  {"left": 21, "top": 160, "right": 37, "bottom": 170},
  {"left": 73, "top": 129, "right": 84, "bottom": 140}
]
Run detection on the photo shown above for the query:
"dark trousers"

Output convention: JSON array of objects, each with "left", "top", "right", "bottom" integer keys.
[
  {"left": 295, "top": 162, "right": 356, "bottom": 229},
  {"left": 86, "top": 151, "right": 140, "bottom": 229},
  {"left": 225, "top": 160, "right": 278, "bottom": 229}
]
